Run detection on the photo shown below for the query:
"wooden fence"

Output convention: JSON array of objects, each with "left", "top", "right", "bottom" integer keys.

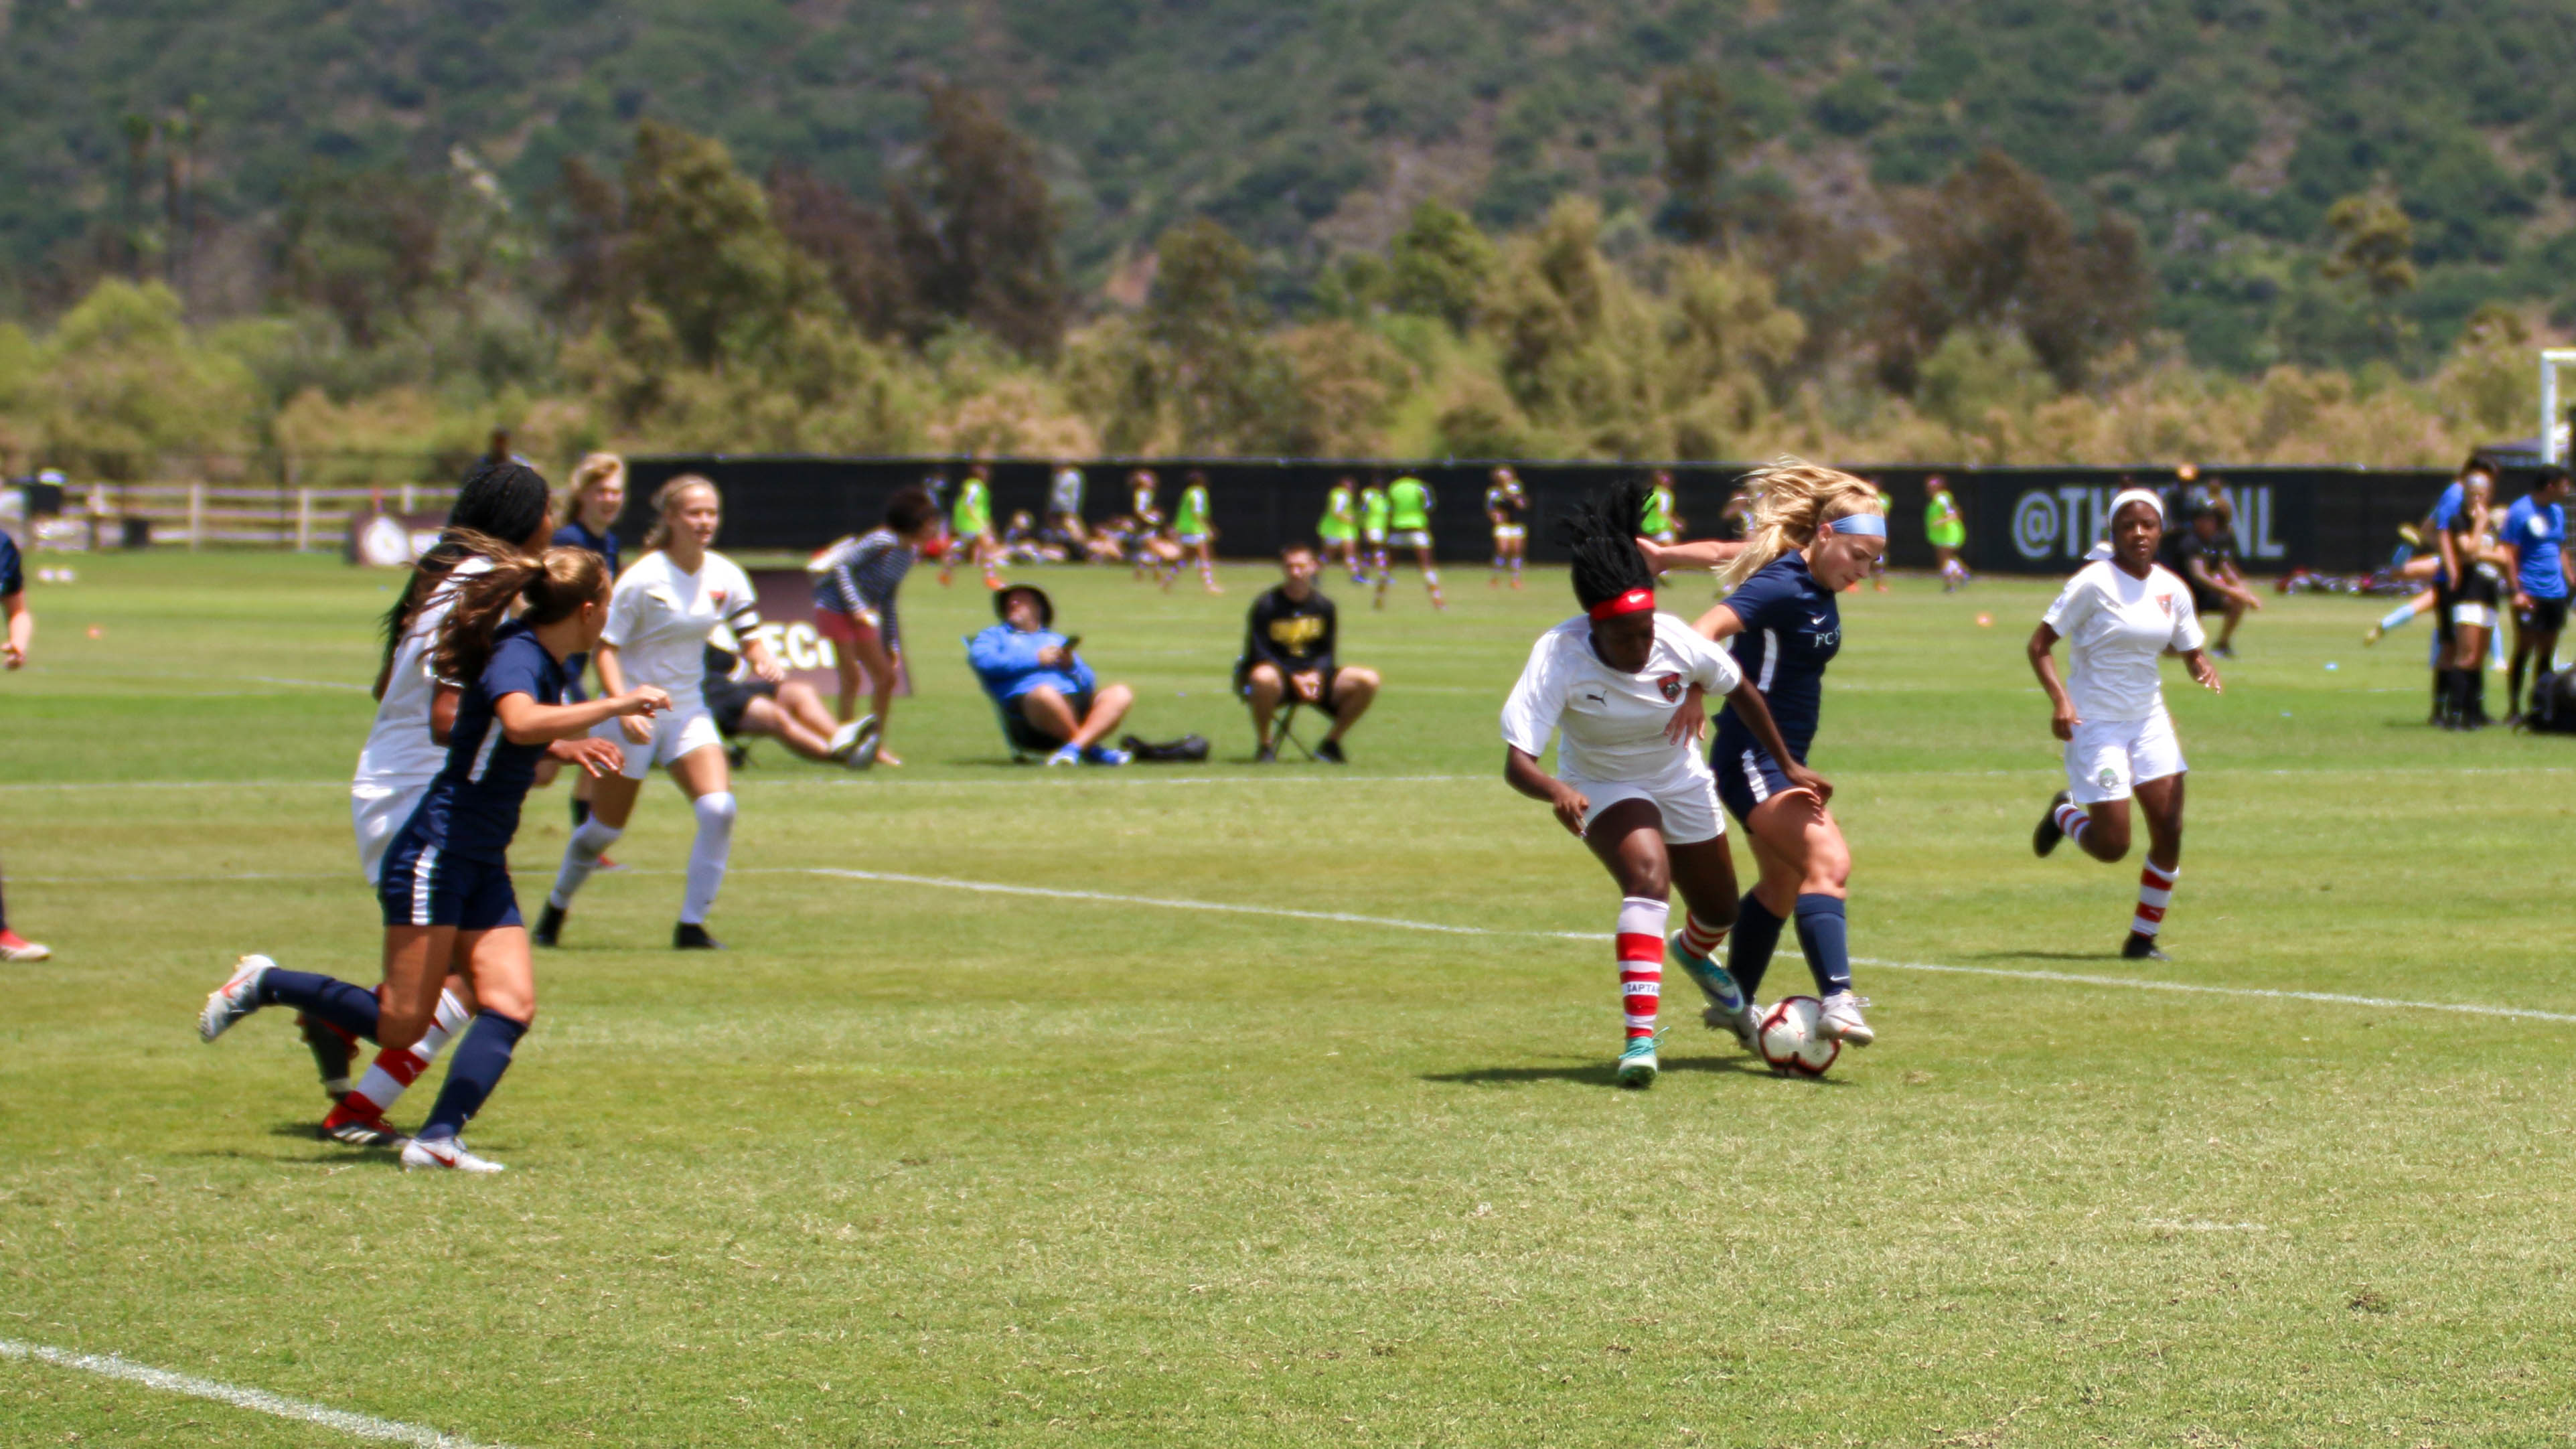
[{"left": 42, "top": 482, "right": 461, "bottom": 550}]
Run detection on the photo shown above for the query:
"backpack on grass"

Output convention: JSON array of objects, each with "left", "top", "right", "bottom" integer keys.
[{"left": 2525, "top": 669, "right": 2576, "bottom": 734}]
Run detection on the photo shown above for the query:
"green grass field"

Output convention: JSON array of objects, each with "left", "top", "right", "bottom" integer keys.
[{"left": 5, "top": 552, "right": 2575, "bottom": 1448}]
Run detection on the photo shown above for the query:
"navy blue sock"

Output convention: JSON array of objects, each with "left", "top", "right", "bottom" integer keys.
[
  {"left": 571, "top": 795, "right": 591, "bottom": 828},
  {"left": 1726, "top": 892, "right": 1787, "bottom": 1000},
  {"left": 257, "top": 970, "right": 380, "bottom": 1042},
  {"left": 1793, "top": 893, "right": 1853, "bottom": 997},
  {"left": 420, "top": 1012, "right": 528, "bottom": 1142}
]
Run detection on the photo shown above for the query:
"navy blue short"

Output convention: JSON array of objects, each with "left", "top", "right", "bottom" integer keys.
[
  {"left": 1713, "top": 739, "right": 1803, "bottom": 827},
  {"left": 376, "top": 835, "right": 522, "bottom": 931}
]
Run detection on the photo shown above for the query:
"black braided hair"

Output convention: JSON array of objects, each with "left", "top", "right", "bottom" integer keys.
[
  {"left": 1559, "top": 479, "right": 1657, "bottom": 611},
  {"left": 375, "top": 458, "right": 552, "bottom": 692}
]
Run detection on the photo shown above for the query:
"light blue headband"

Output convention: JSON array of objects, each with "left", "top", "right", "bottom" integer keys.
[{"left": 1827, "top": 513, "right": 1887, "bottom": 538}]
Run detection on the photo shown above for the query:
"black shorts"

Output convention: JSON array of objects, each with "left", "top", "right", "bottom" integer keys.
[
  {"left": 1004, "top": 688, "right": 1091, "bottom": 753},
  {"left": 1233, "top": 660, "right": 1342, "bottom": 718},
  {"left": 2519, "top": 595, "right": 2569, "bottom": 633},
  {"left": 2188, "top": 581, "right": 2230, "bottom": 615},
  {"left": 377, "top": 838, "right": 520, "bottom": 931},
  {"left": 706, "top": 676, "right": 779, "bottom": 739}
]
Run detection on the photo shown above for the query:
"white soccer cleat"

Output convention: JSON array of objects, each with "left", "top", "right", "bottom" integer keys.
[
  {"left": 1707, "top": 1001, "right": 1761, "bottom": 1053},
  {"left": 199, "top": 954, "right": 274, "bottom": 1043},
  {"left": 0, "top": 933, "right": 50, "bottom": 964},
  {"left": 400, "top": 1136, "right": 505, "bottom": 1173},
  {"left": 1817, "top": 990, "right": 1874, "bottom": 1047},
  {"left": 837, "top": 715, "right": 882, "bottom": 770}
]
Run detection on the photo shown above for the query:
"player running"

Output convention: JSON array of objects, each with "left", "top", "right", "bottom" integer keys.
[
  {"left": 1924, "top": 475, "right": 1969, "bottom": 591},
  {"left": 1501, "top": 482, "right": 1817, "bottom": 1088},
  {"left": 2028, "top": 489, "right": 2224, "bottom": 962},
  {"left": 1319, "top": 476, "right": 1361, "bottom": 580},
  {"left": 1358, "top": 479, "right": 1391, "bottom": 592},
  {"left": 202, "top": 546, "right": 667, "bottom": 1171},
  {"left": 1379, "top": 472, "right": 1444, "bottom": 611},
  {"left": 1168, "top": 470, "right": 1221, "bottom": 593},
  {"left": 2500, "top": 467, "right": 2571, "bottom": 723},
  {"left": 536, "top": 476, "right": 781, "bottom": 950},
  {"left": 942, "top": 465, "right": 1003, "bottom": 590},
  {"left": 0, "top": 522, "right": 45, "bottom": 964},
  {"left": 549, "top": 453, "right": 627, "bottom": 844},
  {"left": 1651, "top": 461, "right": 1888, "bottom": 1048},
  {"left": 812, "top": 486, "right": 941, "bottom": 765},
  {"left": 1643, "top": 470, "right": 1681, "bottom": 546},
  {"left": 1487, "top": 467, "right": 1528, "bottom": 589}
]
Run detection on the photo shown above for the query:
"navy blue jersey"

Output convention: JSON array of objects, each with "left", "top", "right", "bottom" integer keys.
[
  {"left": 1712, "top": 552, "right": 1841, "bottom": 764},
  {"left": 0, "top": 532, "right": 21, "bottom": 598},
  {"left": 552, "top": 519, "right": 621, "bottom": 578},
  {"left": 406, "top": 622, "right": 566, "bottom": 863}
]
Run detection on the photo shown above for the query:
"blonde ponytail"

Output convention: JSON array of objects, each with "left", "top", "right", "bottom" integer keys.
[{"left": 1716, "top": 457, "right": 1886, "bottom": 589}]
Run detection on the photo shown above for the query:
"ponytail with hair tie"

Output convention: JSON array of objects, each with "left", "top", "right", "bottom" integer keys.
[{"left": 433, "top": 545, "right": 612, "bottom": 685}]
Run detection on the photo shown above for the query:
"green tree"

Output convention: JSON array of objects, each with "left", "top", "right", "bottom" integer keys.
[
  {"left": 2322, "top": 188, "right": 2419, "bottom": 299},
  {"left": 891, "top": 82, "right": 1069, "bottom": 358},
  {"left": 614, "top": 120, "right": 825, "bottom": 367},
  {"left": 30, "top": 279, "right": 258, "bottom": 471},
  {"left": 1142, "top": 217, "right": 1296, "bottom": 451},
  {"left": 1657, "top": 66, "right": 1751, "bottom": 246},
  {"left": 1385, "top": 200, "right": 1495, "bottom": 331}
]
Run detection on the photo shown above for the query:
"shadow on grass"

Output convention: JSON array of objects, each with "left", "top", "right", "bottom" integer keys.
[{"left": 1423, "top": 1055, "right": 1843, "bottom": 1088}]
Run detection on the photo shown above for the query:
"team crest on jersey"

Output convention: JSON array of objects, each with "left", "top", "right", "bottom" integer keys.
[
  {"left": 1657, "top": 673, "right": 1683, "bottom": 702},
  {"left": 2096, "top": 766, "right": 2119, "bottom": 789}
]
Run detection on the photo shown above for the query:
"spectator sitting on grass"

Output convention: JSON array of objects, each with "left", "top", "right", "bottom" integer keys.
[{"left": 967, "top": 585, "right": 1134, "bottom": 766}]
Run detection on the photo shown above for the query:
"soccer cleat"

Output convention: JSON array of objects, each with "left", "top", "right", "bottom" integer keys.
[
  {"left": 1667, "top": 931, "right": 1745, "bottom": 1014},
  {"left": 319, "top": 1102, "right": 405, "bottom": 1150},
  {"left": 1254, "top": 743, "right": 1279, "bottom": 764},
  {"left": 1615, "top": 1034, "right": 1661, "bottom": 1089},
  {"left": 2121, "top": 933, "right": 2171, "bottom": 962},
  {"left": 674, "top": 922, "right": 723, "bottom": 950},
  {"left": 199, "top": 954, "right": 273, "bottom": 1043},
  {"left": 1817, "top": 990, "right": 1874, "bottom": 1047},
  {"left": 531, "top": 902, "right": 566, "bottom": 948},
  {"left": 0, "top": 929, "right": 50, "bottom": 963},
  {"left": 1708, "top": 1001, "right": 1761, "bottom": 1052},
  {"left": 2210, "top": 642, "right": 2236, "bottom": 659},
  {"left": 2034, "top": 789, "right": 2072, "bottom": 858},
  {"left": 400, "top": 1135, "right": 504, "bottom": 1173},
  {"left": 724, "top": 743, "right": 751, "bottom": 771},
  {"left": 297, "top": 1014, "right": 356, "bottom": 1100},
  {"left": 2362, "top": 624, "right": 2384, "bottom": 645},
  {"left": 1082, "top": 744, "right": 1132, "bottom": 766},
  {"left": 841, "top": 715, "right": 883, "bottom": 771},
  {"left": 1047, "top": 743, "right": 1082, "bottom": 767},
  {"left": 1314, "top": 739, "right": 1347, "bottom": 765}
]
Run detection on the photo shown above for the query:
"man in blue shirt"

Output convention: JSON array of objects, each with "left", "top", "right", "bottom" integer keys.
[
  {"left": 2502, "top": 467, "right": 2573, "bottom": 722},
  {"left": 966, "top": 586, "right": 1134, "bottom": 766}
]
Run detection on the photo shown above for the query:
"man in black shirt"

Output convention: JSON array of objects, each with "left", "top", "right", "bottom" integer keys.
[
  {"left": 1237, "top": 543, "right": 1381, "bottom": 763},
  {"left": 2161, "top": 500, "right": 2263, "bottom": 658}
]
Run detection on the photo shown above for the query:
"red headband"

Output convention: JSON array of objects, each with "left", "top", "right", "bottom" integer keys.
[{"left": 1588, "top": 587, "right": 1655, "bottom": 621}]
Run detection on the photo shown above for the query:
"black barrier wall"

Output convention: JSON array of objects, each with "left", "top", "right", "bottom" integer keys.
[{"left": 625, "top": 456, "right": 2472, "bottom": 575}]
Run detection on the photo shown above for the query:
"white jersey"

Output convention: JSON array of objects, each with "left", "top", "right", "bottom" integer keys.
[
  {"left": 1501, "top": 612, "right": 1742, "bottom": 783},
  {"left": 354, "top": 555, "right": 492, "bottom": 789},
  {"left": 2042, "top": 559, "right": 2206, "bottom": 723},
  {"left": 601, "top": 550, "right": 761, "bottom": 708}
]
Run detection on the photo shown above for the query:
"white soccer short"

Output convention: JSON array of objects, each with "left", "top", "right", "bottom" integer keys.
[
  {"left": 2064, "top": 710, "right": 2186, "bottom": 806},
  {"left": 351, "top": 781, "right": 430, "bottom": 885},
  {"left": 1563, "top": 763, "right": 1726, "bottom": 846},
  {"left": 1493, "top": 524, "right": 1527, "bottom": 541},
  {"left": 594, "top": 703, "right": 725, "bottom": 779},
  {"left": 1387, "top": 528, "right": 1432, "bottom": 549}
]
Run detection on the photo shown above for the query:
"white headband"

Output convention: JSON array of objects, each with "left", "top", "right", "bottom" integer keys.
[{"left": 2109, "top": 487, "right": 2164, "bottom": 524}]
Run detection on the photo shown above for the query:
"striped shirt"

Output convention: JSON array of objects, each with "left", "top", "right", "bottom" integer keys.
[{"left": 812, "top": 528, "right": 916, "bottom": 647}]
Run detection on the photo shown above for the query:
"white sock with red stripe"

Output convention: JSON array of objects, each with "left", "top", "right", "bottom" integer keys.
[
  {"left": 2053, "top": 800, "right": 2091, "bottom": 846},
  {"left": 1679, "top": 911, "right": 1729, "bottom": 962},
  {"left": 335, "top": 988, "right": 471, "bottom": 1122},
  {"left": 1616, "top": 897, "right": 1669, "bottom": 1040},
  {"left": 2132, "top": 860, "right": 2178, "bottom": 937}
]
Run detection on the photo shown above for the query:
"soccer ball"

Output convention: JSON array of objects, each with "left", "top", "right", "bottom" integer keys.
[{"left": 1757, "top": 996, "right": 1840, "bottom": 1077}]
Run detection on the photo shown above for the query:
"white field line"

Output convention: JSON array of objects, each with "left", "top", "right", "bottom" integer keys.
[
  {"left": 0, "top": 1338, "right": 500, "bottom": 1446},
  {"left": 807, "top": 867, "right": 2576, "bottom": 1026}
]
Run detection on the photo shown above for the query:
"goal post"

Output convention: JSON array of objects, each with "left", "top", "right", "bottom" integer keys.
[{"left": 2541, "top": 349, "right": 2576, "bottom": 464}]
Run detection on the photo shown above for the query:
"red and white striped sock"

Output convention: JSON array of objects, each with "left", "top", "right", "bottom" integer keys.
[
  {"left": 337, "top": 988, "right": 472, "bottom": 1122},
  {"left": 2133, "top": 861, "right": 2178, "bottom": 937},
  {"left": 1679, "top": 911, "right": 1730, "bottom": 962},
  {"left": 1616, "top": 897, "right": 1669, "bottom": 1039},
  {"left": 2054, "top": 800, "right": 2091, "bottom": 846}
]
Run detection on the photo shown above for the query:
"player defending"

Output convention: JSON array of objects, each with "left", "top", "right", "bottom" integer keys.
[
  {"left": 1379, "top": 471, "right": 1444, "bottom": 611},
  {"left": 1240, "top": 544, "right": 1380, "bottom": 763},
  {"left": 1924, "top": 475, "right": 1969, "bottom": 591},
  {"left": 1168, "top": 469, "right": 1221, "bottom": 594},
  {"left": 1501, "top": 482, "right": 1816, "bottom": 1088},
  {"left": 1487, "top": 467, "right": 1528, "bottom": 589},
  {"left": 2028, "top": 489, "right": 2224, "bottom": 962}
]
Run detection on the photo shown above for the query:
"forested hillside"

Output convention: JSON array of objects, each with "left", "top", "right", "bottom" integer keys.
[{"left": 0, "top": 1, "right": 2567, "bottom": 470}]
